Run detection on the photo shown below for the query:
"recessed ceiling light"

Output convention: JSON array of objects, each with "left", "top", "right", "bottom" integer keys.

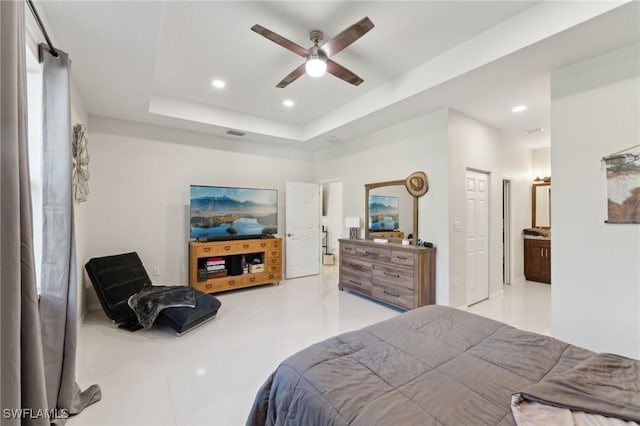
[
  {"left": 211, "top": 79, "right": 225, "bottom": 89},
  {"left": 283, "top": 99, "right": 294, "bottom": 107},
  {"left": 524, "top": 127, "right": 545, "bottom": 135},
  {"left": 512, "top": 105, "right": 527, "bottom": 113}
]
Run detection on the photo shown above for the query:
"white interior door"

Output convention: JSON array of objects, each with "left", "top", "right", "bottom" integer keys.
[
  {"left": 285, "top": 182, "right": 320, "bottom": 279},
  {"left": 466, "top": 170, "right": 489, "bottom": 305}
]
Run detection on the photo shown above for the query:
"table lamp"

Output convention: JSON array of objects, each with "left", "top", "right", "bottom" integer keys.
[{"left": 345, "top": 217, "right": 360, "bottom": 239}]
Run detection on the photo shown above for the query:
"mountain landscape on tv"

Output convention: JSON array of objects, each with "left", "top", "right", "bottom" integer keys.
[{"left": 190, "top": 190, "right": 277, "bottom": 239}]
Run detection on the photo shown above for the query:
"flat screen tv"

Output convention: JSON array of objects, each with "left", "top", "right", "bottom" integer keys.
[
  {"left": 190, "top": 185, "right": 277, "bottom": 240},
  {"left": 368, "top": 195, "right": 399, "bottom": 232}
]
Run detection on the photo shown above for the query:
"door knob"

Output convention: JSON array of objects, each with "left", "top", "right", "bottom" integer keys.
[{"left": 287, "top": 233, "right": 294, "bottom": 237}]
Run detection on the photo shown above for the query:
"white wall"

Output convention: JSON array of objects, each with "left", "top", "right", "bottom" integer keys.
[
  {"left": 83, "top": 117, "right": 314, "bottom": 307},
  {"left": 447, "top": 110, "right": 506, "bottom": 307},
  {"left": 315, "top": 110, "right": 452, "bottom": 304},
  {"left": 551, "top": 45, "right": 640, "bottom": 358},
  {"left": 532, "top": 147, "right": 551, "bottom": 179},
  {"left": 71, "top": 89, "right": 90, "bottom": 323}
]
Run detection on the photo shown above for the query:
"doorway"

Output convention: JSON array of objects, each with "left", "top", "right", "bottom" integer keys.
[
  {"left": 320, "top": 179, "right": 343, "bottom": 265},
  {"left": 502, "top": 178, "right": 512, "bottom": 285},
  {"left": 285, "top": 181, "right": 320, "bottom": 279},
  {"left": 466, "top": 169, "right": 490, "bottom": 305}
]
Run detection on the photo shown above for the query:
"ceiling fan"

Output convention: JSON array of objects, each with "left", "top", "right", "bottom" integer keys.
[{"left": 251, "top": 17, "right": 374, "bottom": 88}]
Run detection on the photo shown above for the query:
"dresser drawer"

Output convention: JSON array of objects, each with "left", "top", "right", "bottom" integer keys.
[
  {"left": 193, "top": 275, "right": 245, "bottom": 293},
  {"left": 390, "top": 250, "right": 414, "bottom": 267},
  {"left": 373, "top": 264, "right": 414, "bottom": 290},
  {"left": 356, "top": 246, "right": 391, "bottom": 263},
  {"left": 371, "top": 284, "right": 413, "bottom": 310},
  {"left": 265, "top": 264, "right": 281, "bottom": 274},
  {"left": 266, "top": 248, "right": 281, "bottom": 258},
  {"left": 193, "top": 243, "right": 237, "bottom": 257},
  {"left": 340, "top": 269, "right": 373, "bottom": 292},
  {"left": 341, "top": 257, "right": 373, "bottom": 275},
  {"left": 341, "top": 243, "right": 358, "bottom": 256},
  {"left": 236, "top": 241, "right": 265, "bottom": 253}
]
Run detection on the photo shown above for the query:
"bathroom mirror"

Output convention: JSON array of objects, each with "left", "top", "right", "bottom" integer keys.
[
  {"left": 532, "top": 182, "right": 551, "bottom": 228},
  {"left": 364, "top": 180, "right": 418, "bottom": 243}
]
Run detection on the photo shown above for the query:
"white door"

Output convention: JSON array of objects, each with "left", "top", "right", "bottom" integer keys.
[
  {"left": 466, "top": 170, "right": 489, "bottom": 305},
  {"left": 285, "top": 182, "right": 320, "bottom": 279}
]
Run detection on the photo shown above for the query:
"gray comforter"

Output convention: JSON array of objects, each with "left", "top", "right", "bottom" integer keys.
[{"left": 247, "top": 305, "right": 605, "bottom": 425}]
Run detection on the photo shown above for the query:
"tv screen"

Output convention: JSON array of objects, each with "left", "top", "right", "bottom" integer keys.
[
  {"left": 368, "top": 195, "right": 399, "bottom": 232},
  {"left": 190, "top": 185, "right": 278, "bottom": 240}
]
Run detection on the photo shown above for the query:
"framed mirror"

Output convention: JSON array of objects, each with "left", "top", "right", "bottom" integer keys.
[
  {"left": 532, "top": 182, "right": 551, "bottom": 228},
  {"left": 364, "top": 179, "right": 418, "bottom": 243}
]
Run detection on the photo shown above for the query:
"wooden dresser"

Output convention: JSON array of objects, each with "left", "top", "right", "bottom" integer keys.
[
  {"left": 338, "top": 238, "right": 435, "bottom": 310},
  {"left": 189, "top": 237, "right": 282, "bottom": 294},
  {"left": 524, "top": 238, "right": 551, "bottom": 283}
]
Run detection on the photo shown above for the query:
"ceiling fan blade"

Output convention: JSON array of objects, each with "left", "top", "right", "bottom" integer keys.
[
  {"left": 326, "top": 59, "right": 364, "bottom": 86},
  {"left": 276, "top": 63, "right": 307, "bottom": 88},
  {"left": 251, "top": 24, "right": 310, "bottom": 57},
  {"left": 321, "top": 17, "right": 374, "bottom": 57}
]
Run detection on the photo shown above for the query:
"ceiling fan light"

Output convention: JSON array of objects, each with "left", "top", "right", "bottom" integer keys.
[{"left": 305, "top": 57, "right": 326, "bottom": 78}]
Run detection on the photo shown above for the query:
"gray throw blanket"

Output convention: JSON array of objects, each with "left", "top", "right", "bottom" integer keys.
[
  {"left": 127, "top": 286, "right": 196, "bottom": 328},
  {"left": 512, "top": 353, "right": 640, "bottom": 424}
]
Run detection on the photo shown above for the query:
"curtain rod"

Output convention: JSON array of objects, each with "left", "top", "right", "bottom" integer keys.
[{"left": 26, "top": 0, "right": 58, "bottom": 57}]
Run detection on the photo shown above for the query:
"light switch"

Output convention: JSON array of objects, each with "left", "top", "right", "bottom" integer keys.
[{"left": 454, "top": 221, "right": 463, "bottom": 232}]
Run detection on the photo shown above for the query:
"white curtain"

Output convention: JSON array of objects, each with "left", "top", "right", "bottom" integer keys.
[
  {"left": 39, "top": 45, "right": 100, "bottom": 423},
  {"left": 0, "top": 2, "right": 49, "bottom": 425}
]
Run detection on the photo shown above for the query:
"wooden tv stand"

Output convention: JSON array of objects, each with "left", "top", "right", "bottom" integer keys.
[{"left": 189, "top": 237, "right": 282, "bottom": 294}]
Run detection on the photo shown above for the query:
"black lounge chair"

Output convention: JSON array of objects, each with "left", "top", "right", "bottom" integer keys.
[{"left": 85, "top": 252, "right": 221, "bottom": 336}]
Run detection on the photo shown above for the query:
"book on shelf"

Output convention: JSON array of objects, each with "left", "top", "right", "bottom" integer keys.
[
  {"left": 206, "top": 257, "right": 225, "bottom": 265},
  {"left": 207, "top": 264, "right": 226, "bottom": 272},
  {"left": 207, "top": 271, "right": 227, "bottom": 279}
]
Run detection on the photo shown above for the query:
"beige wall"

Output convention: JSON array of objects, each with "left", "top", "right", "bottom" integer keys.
[{"left": 82, "top": 117, "right": 315, "bottom": 308}]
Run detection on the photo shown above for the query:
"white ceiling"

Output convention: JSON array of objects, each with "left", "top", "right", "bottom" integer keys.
[{"left": 37, "top": 1, "right": 639, "bottom": 150}]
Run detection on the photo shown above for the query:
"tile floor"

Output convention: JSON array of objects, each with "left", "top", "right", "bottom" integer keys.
[{"left": 70, "top": 267, "right": 550, "bottom": 426}]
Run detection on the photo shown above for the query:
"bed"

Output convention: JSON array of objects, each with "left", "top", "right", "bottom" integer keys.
[{"left": 247, "top": 305, "right": 640, "bottom": 425}]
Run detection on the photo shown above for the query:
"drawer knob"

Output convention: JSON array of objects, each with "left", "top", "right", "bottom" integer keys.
[
  {"left": 396, "top": 256, "right": 408, "bottom": 260},
  {"left": 229, "top": 280, "right": 235, "bottom": 285},
  {"left": 383, "top": 272, "right": 400, "bottom": 278},
  {"left": 205, "top": 284, "right": 212, "bottom": 289},
  {"left": 349, "top": 279, "right": 362, "bottom": 287},
  {"left": 224, "top": 246, "right": 231, "bottom": 251},
  {"left": 204, "top": 247, "right": 211, "bottom": 252}
]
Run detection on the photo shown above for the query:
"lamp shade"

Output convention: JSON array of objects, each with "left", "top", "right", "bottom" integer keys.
[{"left": 345, "top": 217, "right": 360, "bottom": 228}]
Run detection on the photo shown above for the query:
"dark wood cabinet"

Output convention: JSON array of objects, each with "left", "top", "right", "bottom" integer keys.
[{"left": 524, "top": 238, "right": 551, "bottom": 284}]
